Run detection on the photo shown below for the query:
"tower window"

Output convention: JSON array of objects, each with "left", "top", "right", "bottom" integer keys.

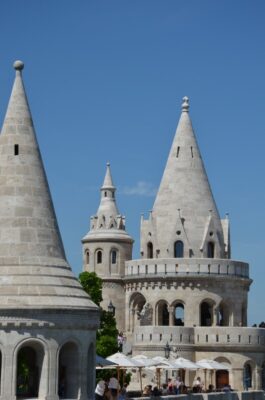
[
  {"left": 176, "top": 146, "right": 180, "bottom": 158},
  {"left": 97, "top": 250, "right": 102, "bottom": 264},
  {"left": 14, "top": 144, "right": 19, "bottom": 155},
  {"left": 86, "top": 250, "right": 90, "bottom": 264},
  {"left": 104, "top": 191, "right": 107, "bottom": 197},
  {"left": 147, "top": 242, "right": 153, "bottom": 259},
  {"left": 191, "top": 146, "right": 193, "bottom": 158},
  {"left": 111, "top": 250, "right": 117, "bottom": 264},
  {"left": 207, "top": 242, "right": 215, "bottom": 258},
  {"left": 174, "top": 241, "right": 184, "bottom": 258}
]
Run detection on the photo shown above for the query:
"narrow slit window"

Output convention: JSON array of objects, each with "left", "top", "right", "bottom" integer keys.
[
  {"left": 191, "top": 146, "right": 193, "bottom": 158},
  {"left": 176, "top": 146, "right": 180, "bottom": 158},
  {"left": 14, "top": 144, "right": 19, "bottom": 155}
]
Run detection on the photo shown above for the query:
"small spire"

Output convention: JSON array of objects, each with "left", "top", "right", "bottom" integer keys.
[
  {"left": 182, "top": 96, "right": 189, "bottom": 112},
  {"left": 13, "top": 60, "right": 24, "bottom": 71},
  {"left": 102, "top": 162, "right": 115, "bottom": 189}
]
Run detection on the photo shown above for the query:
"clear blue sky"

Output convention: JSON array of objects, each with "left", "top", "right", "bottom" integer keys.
[{"left": 0, "top": 0, "right": 264, "bottom": 325}]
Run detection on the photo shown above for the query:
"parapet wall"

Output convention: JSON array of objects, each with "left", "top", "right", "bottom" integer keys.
[
  {"left": 125, "top": 258, "right": 249, "bottom": 279},
  {"left": 129, "top": 391, "right": 264, "bottom": 400}
]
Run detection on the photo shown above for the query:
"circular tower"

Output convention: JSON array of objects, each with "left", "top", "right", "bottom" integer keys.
[{"left": 82, "top": 163, "right": 133, "bottom": 331}]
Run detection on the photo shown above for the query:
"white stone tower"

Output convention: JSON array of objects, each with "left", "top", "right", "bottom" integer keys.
[
  {"left": 124, "top": 97, "right": 265, "bottom": 390},
  {"left": 82, "top": 163, "right": 133, "bottom": 331},
  {"left": 0, "top": 61, "right": 99, "bottom": 400}
]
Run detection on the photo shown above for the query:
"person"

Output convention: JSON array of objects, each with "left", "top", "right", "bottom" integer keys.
[
  {"left": 118, "top": 383, "right": 128, "bottom": 400},
  {"left": 193, "top": 377, "right": 203, "bottom": 393},
  {"left": 175, "top": 376, "right": 183, "bottom": 394},
  {"left": 142, "top": 385, "right": 152, "bottom": 397},
  {"left": 167, "top": 378, "right": 173, "bottom": 394},
  {"left": 222, "top": 384, "right": 232, "bottom": 392},
  {"left": 161, "top": 383, "right": 168, "bottom": 395},
  {"left": 108, "top": 375, "right": 120, "bottom": 400},
  {"left": 95, "top": 380, "right": 106, "bottom": 400},
  {"left": 152, "top": 386, "right": 161, "bottom": 397},
  {"left": 207, "top": 384, "right": 214, "bottom": 393}
]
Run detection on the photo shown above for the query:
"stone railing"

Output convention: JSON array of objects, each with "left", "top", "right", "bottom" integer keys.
[
  {"left": 125, "top": 259, "right": 249, "bottom": 279},
  {"left": 129, "top": 392, "right": 264, "bottom": 400},
  {"left": 134, "top": 326, "right": 265, "bottom": 348}
]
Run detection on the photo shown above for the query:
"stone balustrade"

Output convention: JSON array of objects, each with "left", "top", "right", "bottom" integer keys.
[
  {"left": 134, "top": 326, "right": 265, "bottom": 348},
  {"left": 125, "top": 259, "right": 249, "bottom": 279}
]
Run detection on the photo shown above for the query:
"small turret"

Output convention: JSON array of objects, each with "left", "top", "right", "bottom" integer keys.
[{"left": 82, "top": 163, "right": 134, "bottom": 330}]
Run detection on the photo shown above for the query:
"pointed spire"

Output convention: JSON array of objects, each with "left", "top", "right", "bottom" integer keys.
[
  {"left": 102, "top": 162, "right": 115, "bottom": 190},
  {"left": 0, "top": 61, "right": 96, "bottom": 310},
  {"left": 149, "top": 97, "right": 225, "bottom": 258}
]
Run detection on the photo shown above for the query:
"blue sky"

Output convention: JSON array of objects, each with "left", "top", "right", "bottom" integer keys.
[{"left": 0, "top": 0, "right": 264, "bottom": 325}]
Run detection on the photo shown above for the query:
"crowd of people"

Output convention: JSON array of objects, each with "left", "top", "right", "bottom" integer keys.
[{"left": 95, "top": 375, "right": 128, "bottom": 400}]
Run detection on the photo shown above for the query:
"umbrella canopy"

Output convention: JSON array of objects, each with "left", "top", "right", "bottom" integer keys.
[
  {"left": 173, "top": 357, "right": 200, "bottom": 370},
  {"left": 197, "top": 359, "right": 231, "bottom": 370},
  {"left": 96, "top": 355, "right": 117, "bottom": 368},
  {"left": 107, "top": 352, "right": 142, "bottom": 368},
  {"left": 132, "top": 355, "right": 162, "bottom": 367},
  {"left": 149, "top": 356, "right": 177, "bottom": 369}
]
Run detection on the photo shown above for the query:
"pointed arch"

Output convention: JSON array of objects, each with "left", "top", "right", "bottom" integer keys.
[
  {"left": 58, "top": 341, "right": 80, "bottom": 398},
  {"left": 207, "top": 241, "right": 215, "bottom": 258},
  {"left": 147, "top": 242, "right": 153, "bottom": 259},
  {"left": 174, "top": 241, "right": 184, "bottom": 258}
]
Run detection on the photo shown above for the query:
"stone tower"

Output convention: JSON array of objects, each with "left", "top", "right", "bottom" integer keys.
[
  {"left": 82, "top": 163, "right": 133, "bottom": 331},
  {"left": 123, "top": 97, "right": 265, "bottom": 390},
  {"left": 0, "top": 61, "right": 99, "bottom": 400}
]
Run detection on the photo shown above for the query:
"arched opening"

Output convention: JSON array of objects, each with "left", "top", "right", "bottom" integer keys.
[
  {"left": 207, "top": 242, "right": 215, "bottom": 258},
  {"left": 16, "top": 344, "right": 44, "bottom": 398},
  {"left": 58, "top": 342, "right": 79, "bottom": 399},
  {"left": 243, "top": 363, "right": 252, "bottom": 391},
  {"left": 86, "top": 250, "right": 89, "bottom": 265},
  {"left": 174, "top": 241, "right": 184, "bottom": 258},
  {"left": 174, "top": 303, "right": 184, "bottom": 326},
  {"left": 96, "top": 250, "right": 102, "bottom": 264},
  {"left": 147, "top": 242, "right": 153, "bottom": 259},
  {"left": 216, "top": 370, "right": 229, "bottom": 390},
  {"left": 111, "top": 250, "right": 117, "bottom": 264},
  {"left": 200, "top": 301, "right": 213, "bottom": 326},
  {"left": 261, "top": 362, "right": 265, "bottom": 390},
  {"left": 157, "top": 302, "right": 169, "bottom": 326},
  {"left": 129, "top": 293, "right": 147, "bottom": 331},
  {"left": 87, "top": 343, "right": 94, "bottom": 399}
]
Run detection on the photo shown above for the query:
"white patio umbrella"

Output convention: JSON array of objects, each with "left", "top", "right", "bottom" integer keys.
[
  {"left": 132, "top": 355, "right": 162, "bottom": 393},
  {"left": 96, "top": 354, "right": 118, "bottom": 369},
  {"left": 173, "top": 357, "right": 200, "bottom": 370},
  {"left": 149, "top": 356, "right": 177, "bottom": 388},
  {"left": 196, "top": 359, "right": 231, "bottom": 388}
]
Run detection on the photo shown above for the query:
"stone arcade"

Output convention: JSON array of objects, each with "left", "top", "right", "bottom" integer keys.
[
  {"left": 83, "top": 97, "right": 265, "bottom": 391},
  {"left": 0, "top": 61, "right": 99, "bottom": 400}
]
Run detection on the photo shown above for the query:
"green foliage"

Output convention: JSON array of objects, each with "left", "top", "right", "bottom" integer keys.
[
  {"left": 78, "top": 271, "right": 118, "bottom": 357},
  {"left": 79, "top": 271, "right": 102, "bottom": 306}
]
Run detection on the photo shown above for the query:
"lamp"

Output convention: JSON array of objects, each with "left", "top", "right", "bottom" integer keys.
[
  {"left": 164, "top": 341, "right": 171, "bottom": 359},
  {"left": 108, "top": 300, "right": 115, "bottom": 316}
]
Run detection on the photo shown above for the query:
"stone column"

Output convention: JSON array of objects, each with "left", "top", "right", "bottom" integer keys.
[
  {"left": 255, "top": 366, "right": 262, "bottom": 390},
  {"left": 1, "top": 345, "right": 16, "bottom": 400},
  {"left": 168, "top": 306, "right": 175, "bottom": 326},
  {"left": 45, "top": 343, "right": 59, "bottom": 400}
]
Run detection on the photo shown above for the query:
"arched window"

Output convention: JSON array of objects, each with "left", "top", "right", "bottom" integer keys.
[
  {"left": 86, "top": 251, "right": 89, "bottom": 265},
  {"left": 58, "top": 342, "right": 79, "bottom": 398},
  {"left": 200, "top": 301, "right": 213, "bottom": 326},
  {"left": 174, "top": 241, "right": 184, "bottom": 258},
  {"left": 174, "top": 303, "right": 184, "bottom": 326},
  {"left": 243, "top": 364, "right": 252, "bottom": 390},
  {"left": 97, "top": 250, "right": 102, "bottom": 264},
  {"left": 111, "top": 250, "right": 117, "bottom": 264},
  {"left": 147, "top": 242, "right": 153, "bottom": 259},
  {"left": 207, "top": 242, "right": 215, "bottom": 258},
  {"left": 16, "top": 343, "right": 45, "bottom": 398},
  {"left": 157, "top": 302, "right": 169, "bottom": 326}
]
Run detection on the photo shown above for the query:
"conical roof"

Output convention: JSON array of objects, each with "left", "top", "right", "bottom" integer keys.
[
  {"left": 152, "top": 97, "right": 224, "bottom": 257},
  {"left": 83, "top": 163, "right": 133, "bottom": 243},
  {"left": 0, "top": 61, "right": 97, "bottom": 310}
]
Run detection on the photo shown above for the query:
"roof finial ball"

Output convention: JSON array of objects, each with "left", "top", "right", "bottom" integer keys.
[
  {"left": 13, "top": 60, "right": 24, "bottom": 73},
  {"left": 182, "top": 96, "right": 189, "bottom": 112}
]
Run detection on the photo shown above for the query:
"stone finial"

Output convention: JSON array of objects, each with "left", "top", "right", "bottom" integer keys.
[
  {"left": 107, "top": 161, "right": 110, "bottom": 167},
  {"left": 13, "top": 60, "right": 24, "bottom": 71},
  {"left": 182, "top": 96, "right": 189, "bottom": 112}
]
